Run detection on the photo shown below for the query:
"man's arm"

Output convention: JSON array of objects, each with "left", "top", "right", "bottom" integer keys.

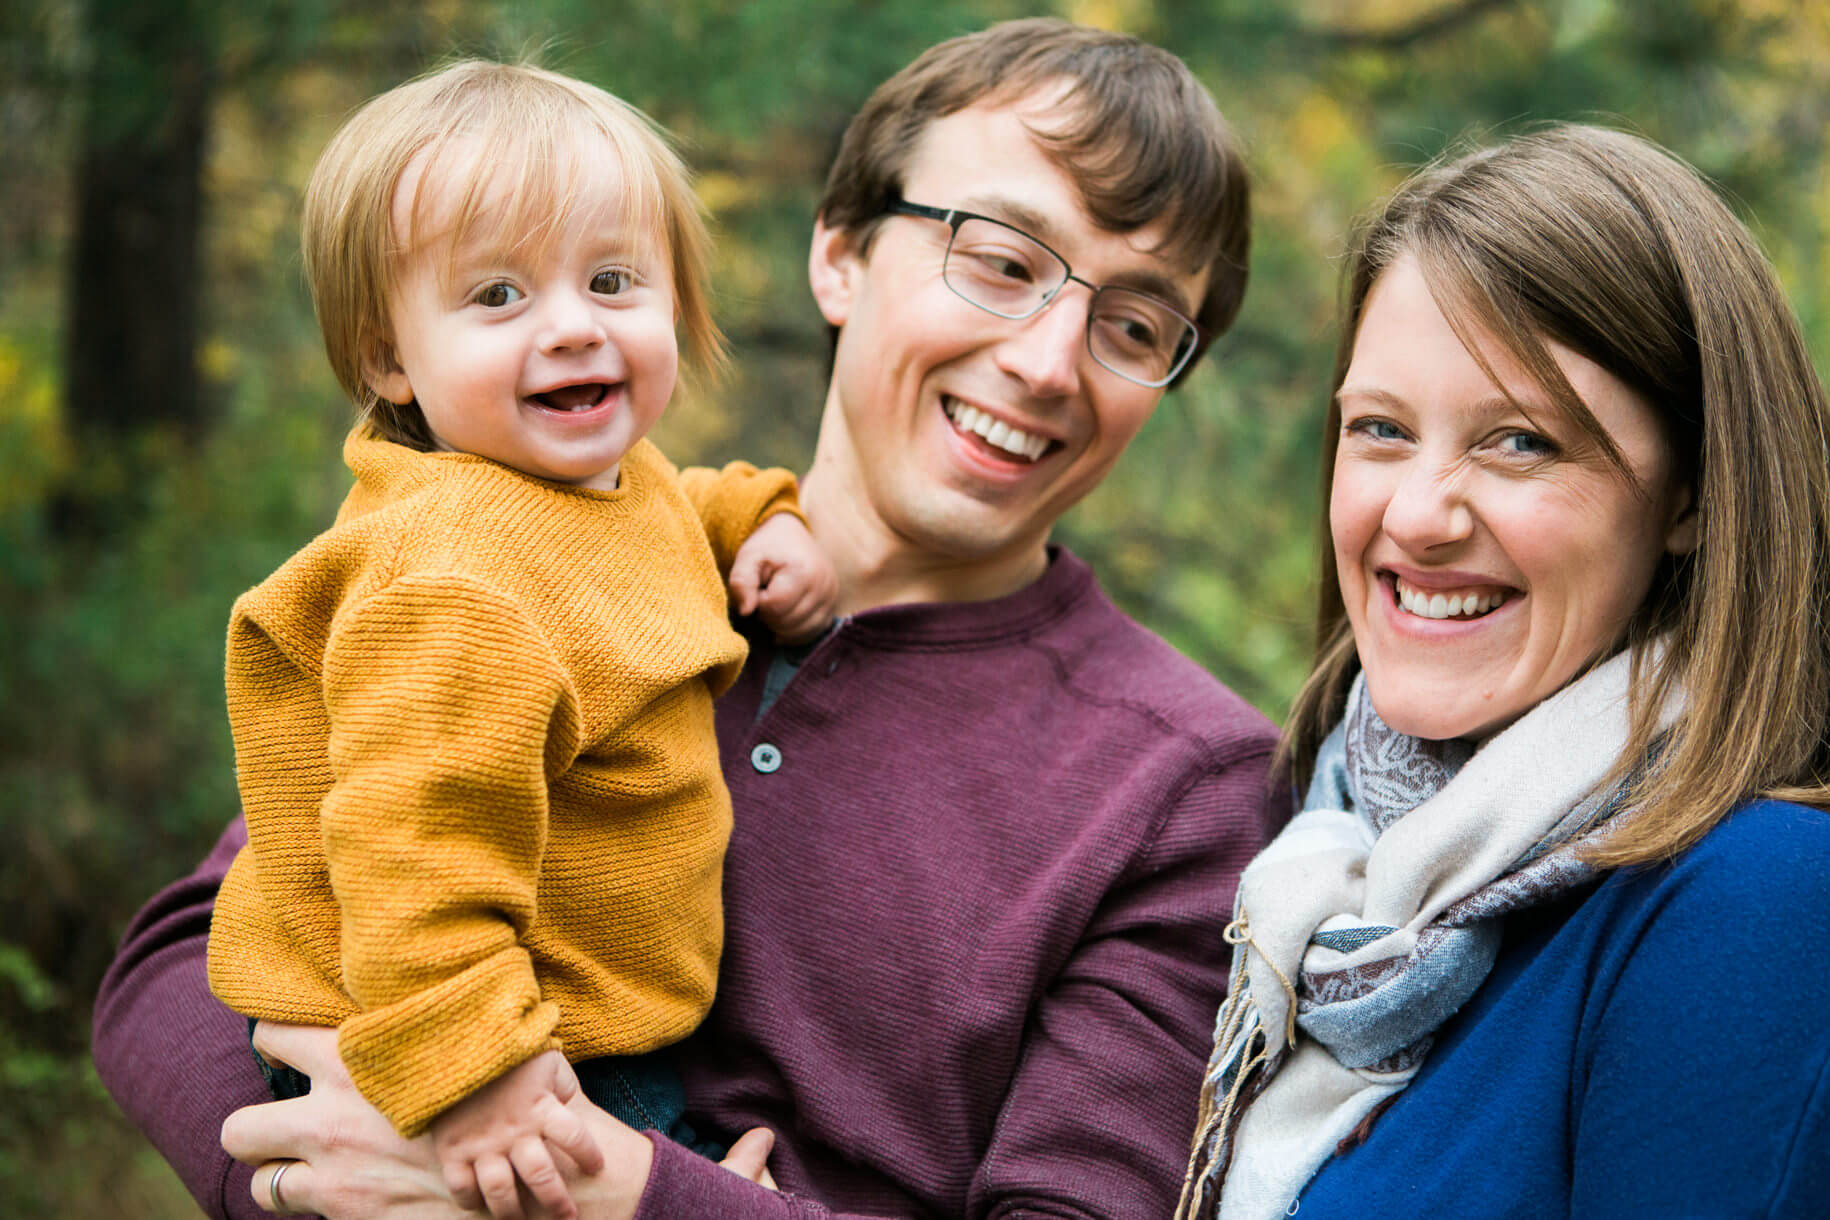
[
  {"left": 96, "top": 573, "right": 575, "bottom": 1216},
  {"left": 92, "top": 817, "right": 271, "bottom": 1220},
  {"left": 94, "top": 767, "right": 1279, "bottom": 1220},
  {"left": 966, "top": 759, "right": 1278, "bottom": 1216}
]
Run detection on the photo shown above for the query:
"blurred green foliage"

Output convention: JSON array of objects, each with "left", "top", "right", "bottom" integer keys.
[{"left": 2, "top": 0, "right": 1826, "bottom": 1213}]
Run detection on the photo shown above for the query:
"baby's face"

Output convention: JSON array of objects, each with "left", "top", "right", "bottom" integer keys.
[{"left": 365, "top": 139, "right": 678, "bottom": 491}]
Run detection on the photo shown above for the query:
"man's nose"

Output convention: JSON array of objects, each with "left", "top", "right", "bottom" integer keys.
[{"left": 993, "top": 285, "right": 1088, "bottom": 398}]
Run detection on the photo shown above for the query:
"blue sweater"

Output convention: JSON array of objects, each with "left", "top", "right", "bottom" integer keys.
[{"left": 1298, "top": 800, "right": 1830, "bottom": 1218}]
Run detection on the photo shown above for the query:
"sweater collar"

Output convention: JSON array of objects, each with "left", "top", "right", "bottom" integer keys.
[
  {"left": 342, "top": 428, "right": 658, "bottom": 509},
  {"left": 835, "top": 546, "right": 1099, "bottom": 649}
]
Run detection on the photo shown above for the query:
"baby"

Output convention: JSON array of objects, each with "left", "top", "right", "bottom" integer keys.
[{"left": 207, "top": 61, "right": 831, "bottom": 1218}]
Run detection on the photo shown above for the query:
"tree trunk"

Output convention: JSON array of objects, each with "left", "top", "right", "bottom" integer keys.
[{"left": 55, "top": 0, "right": 214, "bottom": 533}]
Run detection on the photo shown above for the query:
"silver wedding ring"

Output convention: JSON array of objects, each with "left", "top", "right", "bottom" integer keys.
[{"left": 268, "top": 1159, "right": 297, "bottom": 1214}]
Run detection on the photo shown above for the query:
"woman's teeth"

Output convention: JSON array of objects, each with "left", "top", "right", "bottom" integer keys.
[
  {"left": 1396, "top": 579, "right": 1509, "bottom": 620},
  {"left": 945, "top": 399, "right": 1049, "bottom": 461}
]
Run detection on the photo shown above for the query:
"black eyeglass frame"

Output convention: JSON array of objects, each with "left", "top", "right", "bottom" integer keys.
[{"left": 881, "top": 197, "right": 1203, "bottom": 388}]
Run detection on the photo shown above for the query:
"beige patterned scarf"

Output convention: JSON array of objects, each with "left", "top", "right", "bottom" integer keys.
[{"left": 1178, "top": 649, "right": 1675, "bottom": 1220}]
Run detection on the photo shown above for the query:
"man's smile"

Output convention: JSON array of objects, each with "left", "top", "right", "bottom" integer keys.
[{"left": 943, "top": 396, "right": 1053, "bottom": 462}]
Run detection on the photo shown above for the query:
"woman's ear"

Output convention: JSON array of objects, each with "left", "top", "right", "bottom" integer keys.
[
  {"left": 808, "top": 218, "right": 864, "bottom": 328},
  {"left": 361, "top": 336, "right": 414, "bottom": 406},
  {"left": 1664, "top": 484, "right": 1700, "bottom": 556}
]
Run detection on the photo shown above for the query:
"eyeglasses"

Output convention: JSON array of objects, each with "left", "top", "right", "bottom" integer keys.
[{"left": 881, "top": 198, "right": 1201, "bottom": 388}]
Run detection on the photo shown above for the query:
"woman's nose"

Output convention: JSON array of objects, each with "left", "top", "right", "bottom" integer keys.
[{"left": 1380, "top": 456, "right": 1474, "bottom": 552}]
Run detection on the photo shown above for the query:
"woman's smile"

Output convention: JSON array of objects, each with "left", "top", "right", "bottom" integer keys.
[{"left": 1388, "top": 573, "right": 1513, "bottom": 621}]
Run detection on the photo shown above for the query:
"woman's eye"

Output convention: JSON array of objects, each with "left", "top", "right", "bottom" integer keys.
[
  {"left": 1498, "top": 430, "right": 1556, "bottom": 456},
  {"left": 591, "top": 268, "right": 635, "bottom": 295},
  {"left": 1347, "top": 418, "right": 1406, "bottom": 442},
  {"left": 474, "top": 282, "right": 522, "bottom": 308}
]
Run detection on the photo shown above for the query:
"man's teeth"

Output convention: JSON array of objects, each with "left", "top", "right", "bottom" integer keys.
[
  {"left": 945, "top": 400, "right": 1049, "bottom": 461},
  {"left": 1396, "top": 580, "right": 1509, "bottom": 620}
]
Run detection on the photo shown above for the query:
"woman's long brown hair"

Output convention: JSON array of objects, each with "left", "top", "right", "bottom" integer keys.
[{"left": 1281, "top": 123, "right": 1830, "bottom": 866}]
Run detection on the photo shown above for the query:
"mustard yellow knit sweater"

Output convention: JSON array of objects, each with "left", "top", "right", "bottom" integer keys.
[{"left": 207, "top": 430, "right": 798, "bottom": 1137}]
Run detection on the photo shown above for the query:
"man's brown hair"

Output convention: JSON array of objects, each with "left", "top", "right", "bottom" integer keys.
[{"left": 816, "top": 18, "right": 1250, "bottom": 381}]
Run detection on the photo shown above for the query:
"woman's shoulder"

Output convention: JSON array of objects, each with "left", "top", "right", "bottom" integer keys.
[
  {"left": 1698, "top": 795, "right": 1830, "bottom": 841},
  {"left": 1634, "top": 798, "right": 1830, "bottom": 902},
  {"left": 1587, "top": 798, "right": 1827, "bottom": 933},
  {"left": 1579, "top": 798, "right": 1830, "bottom": 1004},
  {"left": 1564, "top": 798, "right": 1830, "bottom": 1214}
]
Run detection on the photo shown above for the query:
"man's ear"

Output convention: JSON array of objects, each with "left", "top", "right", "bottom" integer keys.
[
  {"left": 361, "top": 335, "right": 414, "bottom": 406},
  {"left": 808, "top": 218, "right": 864, "bottom": 328}
]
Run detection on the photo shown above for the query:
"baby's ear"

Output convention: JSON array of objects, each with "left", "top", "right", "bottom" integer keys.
[{"left": 361, "top": 336, "right": 413, "bottom": 405}]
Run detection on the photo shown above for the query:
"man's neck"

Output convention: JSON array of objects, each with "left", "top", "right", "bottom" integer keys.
[{"left": 798, "top": 467, "right": 1051, "bottom": 617}]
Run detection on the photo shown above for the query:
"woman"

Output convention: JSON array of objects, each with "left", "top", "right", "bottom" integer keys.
[{"left": 1179, "top": 124, "right": 1830, "bottom": 1218}]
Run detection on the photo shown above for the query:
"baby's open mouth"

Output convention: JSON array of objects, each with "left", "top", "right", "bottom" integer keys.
[{"left": 531, "top": 383, "right": 610, "bottom": 411}]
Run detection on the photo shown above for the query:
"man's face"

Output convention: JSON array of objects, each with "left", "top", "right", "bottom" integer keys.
[{"left": 808, "top": 91, "right": 1208, "bottom": 580}]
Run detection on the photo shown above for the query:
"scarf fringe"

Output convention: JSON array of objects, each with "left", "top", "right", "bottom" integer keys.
[{"left": 1176, "top": 914, "right": 1296, "bottom": 1220}]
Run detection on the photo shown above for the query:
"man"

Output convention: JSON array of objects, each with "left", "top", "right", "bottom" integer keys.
[{"left": 93, "top": 19, "right": 1282, "bottom": 1218}]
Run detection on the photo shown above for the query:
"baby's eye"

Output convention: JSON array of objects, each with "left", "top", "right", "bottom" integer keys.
[
  {"left": 474, "top": 282, "right": 523, "bottom": 308},
  {"left": 591, "top": 268, "right": 635, "bottom": 295}
]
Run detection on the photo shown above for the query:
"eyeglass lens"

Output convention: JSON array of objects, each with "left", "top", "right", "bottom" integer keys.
[{"left": 943, "top": 216, "right": 1195, "bottom": 385}]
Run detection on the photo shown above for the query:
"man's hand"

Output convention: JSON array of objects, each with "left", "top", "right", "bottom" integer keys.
[
  {"left": 223, "top": 1023, "right": 654, "bottom": 1220},
  {"left": 225, "top": 1023, "right": 453, "bottom": 1217},
  {"left": 727, "top": 512, "right": 838, "bottom": 643},
  {"left": 430, "top": 1050, "right": 603, "bottom": 1220},
  {"left": 720, "top": 1127, "right": 778, "bottom": 1190}
]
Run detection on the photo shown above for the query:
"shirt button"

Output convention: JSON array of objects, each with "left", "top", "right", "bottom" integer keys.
[{"left": 750, "top": 742, "right": 783, "bottom": 773}]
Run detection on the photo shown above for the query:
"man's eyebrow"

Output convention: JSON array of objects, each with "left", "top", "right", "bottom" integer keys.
[
  {"left": 953, "top": 193, "right": 1198, "bottom": 318},
  {"left": 954, "top": 193, "right": 1057, "bottom": 241},
  {"left": 1111, "top": 269, "right": 1198, "bottom": 319}
]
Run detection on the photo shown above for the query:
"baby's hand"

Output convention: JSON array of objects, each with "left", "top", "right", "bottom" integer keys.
[
  {"left": 728, "top": 512, "right": 839, "bottom": 643},
  {"left": 430, "top": 1049, "right": 604, "bottom": 1220}
]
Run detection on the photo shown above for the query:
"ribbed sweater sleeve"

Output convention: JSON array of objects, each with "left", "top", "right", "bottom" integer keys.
[
  {"left": 322, "top": 575, "right": 574, "bottom": 1135},
  {"left": 677, "top": 462, "right": 802, "bottom": 575},
  {"left": 93, "top": 820, "right": 266, "bottom": 1220}
]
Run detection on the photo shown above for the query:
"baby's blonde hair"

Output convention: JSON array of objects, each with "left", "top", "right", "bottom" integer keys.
[{"left": 302, "top": 59, "right": 723, "bottom": 448}]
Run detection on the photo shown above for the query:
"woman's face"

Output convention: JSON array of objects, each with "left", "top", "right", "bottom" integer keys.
[{"left": 1331, "top": 255, "right": 1696, "bottom": 741}]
